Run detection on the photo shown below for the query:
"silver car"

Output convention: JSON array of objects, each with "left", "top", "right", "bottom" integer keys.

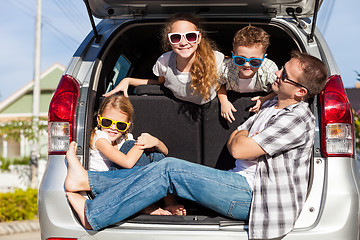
[{"left": 38, "top": 0, "right": 359, "bottom": 239}]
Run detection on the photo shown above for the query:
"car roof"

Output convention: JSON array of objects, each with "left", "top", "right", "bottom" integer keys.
[{"left": 86, "top": 0, "right": 324, "bottom": 19}]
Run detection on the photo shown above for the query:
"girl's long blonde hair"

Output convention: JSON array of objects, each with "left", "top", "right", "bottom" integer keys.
[
  {"left": 161, "top": 13, "right": 219, "bottom": 101},
  {"left": 90, "top": 95, "right": 134, "bottom": 149}
]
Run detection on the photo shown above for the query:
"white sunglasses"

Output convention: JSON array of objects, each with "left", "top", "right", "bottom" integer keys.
[{"left": 168, "top": 31, "right": 200, "bottom": 44}]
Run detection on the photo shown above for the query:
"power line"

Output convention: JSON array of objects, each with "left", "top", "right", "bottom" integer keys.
[
  {"left": 5, "top": 0, "right": 81, "bottom": 51},
  {"left": 321, "top": 0, "right": 335, "bottom": 35},
  {"left": 4, "top": 0, "right": 34, "bottom": 18},
  {"left": 52, "top": 0, "right": 88, "bottom": 36},
  {"left": 62, "top": 0, "right": 90, "bottom": 29},
  {"left": 42, "top": 20, "right": 80, "bottom": 50},
  {"left": 318, "top": 0, "right": 335, "bottom": 35}
]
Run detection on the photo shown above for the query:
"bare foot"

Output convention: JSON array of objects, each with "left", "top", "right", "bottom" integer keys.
[
  {"left": 142, "top": 204, "right": 172, "bottom": 215},
  {"left": 66, "top": 192, "right": 92, "bottom": 230},
  {"left": 164, "top": 204, "right": 187, "bottom": 216},
  {"left": 162, "top": 195, "right": 186, "bottom": 215},
  {"left": 64, "top": 141, "right": 90, "bottom": 192}
]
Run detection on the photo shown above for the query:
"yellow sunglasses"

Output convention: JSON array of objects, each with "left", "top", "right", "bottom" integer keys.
[{"left": 98, "top": 115, "right": 130, "bottom": 132}]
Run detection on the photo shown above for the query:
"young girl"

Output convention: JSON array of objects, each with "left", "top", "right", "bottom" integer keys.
[
  {"left": 89, "top": 95, "right": 167, "bottom": 171},
  {"left": 88, "top": 95, "right": 185, "bottom": 215},
  {"left": 104, "top": 13, "right": 224, "bottom": 105}
]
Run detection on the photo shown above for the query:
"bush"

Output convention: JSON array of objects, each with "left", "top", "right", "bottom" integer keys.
[
  {"left": 355, "top": 112, "right": 360, "bottom": 151},
  {"left": 0, "top": 156, "right": 30, "bottom": 171},
  {"left": 0, "top": 188, "right": 38, "bottom": 222}
]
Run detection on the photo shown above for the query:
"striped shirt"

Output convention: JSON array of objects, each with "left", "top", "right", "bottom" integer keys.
[{"left": 238, "top": 97, "right": 315, "bottom": 239}]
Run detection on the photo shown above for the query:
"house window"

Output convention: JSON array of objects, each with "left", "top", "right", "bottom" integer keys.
[{"left": 7, "top": 139, "right": 20, "bottom": 158}]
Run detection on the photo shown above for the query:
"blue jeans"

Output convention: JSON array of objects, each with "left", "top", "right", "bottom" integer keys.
[
  {"left": 85, "top": 157, "right": 252, "bottom": 230},
  {"left": 111, "top": 140, "right": 165, "bottom": 169}
]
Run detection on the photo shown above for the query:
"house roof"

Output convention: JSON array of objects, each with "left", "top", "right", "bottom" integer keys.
[
  {"left": 0, "top": 63, "right": 65, "bottom": 122},
  {"left": 346, "top": 88, "right": 360, "bottom": 114}
]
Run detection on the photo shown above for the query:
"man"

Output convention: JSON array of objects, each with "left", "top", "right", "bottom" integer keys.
[{"left": 64, "top": 51, "right": 328, "bottom": 239}]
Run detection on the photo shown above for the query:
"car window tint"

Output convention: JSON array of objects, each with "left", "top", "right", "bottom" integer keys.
[{"left": 106, "top": 54, "right": 131, "bottom": 93}]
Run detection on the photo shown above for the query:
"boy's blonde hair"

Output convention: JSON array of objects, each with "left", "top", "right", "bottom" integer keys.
[
  {"left": 161, "top": 13, "right": 219, "bottom": 101},
  {"left": 233, "top": 25, "right": 270, "bottom": 53},
  {"left": 90, "top": 95, "right": 134, "bottom": 149}
]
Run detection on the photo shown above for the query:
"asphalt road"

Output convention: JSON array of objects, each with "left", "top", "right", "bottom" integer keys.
[{"left": 0, "top": 230, "right": 40, "bottom": 240}]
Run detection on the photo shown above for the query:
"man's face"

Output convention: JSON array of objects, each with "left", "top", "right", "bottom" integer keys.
[
  {"left": 232, "top": 45, "right": 265, "bottom": 79},
  {"left": 272, "top": 58, "right": 306, "bottom": 98}
]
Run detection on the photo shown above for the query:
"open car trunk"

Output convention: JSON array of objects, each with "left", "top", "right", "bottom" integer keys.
[{"left": 85, "top": 18, "right": 305, "bottom": 228}]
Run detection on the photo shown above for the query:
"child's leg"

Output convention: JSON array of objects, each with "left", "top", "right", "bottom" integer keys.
[
  {"left": 118, "top": 140, "right": 152, "bottom": 167},
  {"left": 163, "top": 194, "right": 186, "bottom": 215},
  {"left": 118, "top": 141, "right": 168, "bottom": 215},
  {"left": 147, "top": 151, "right": 165, "bottom": 163},
  {"left": 118, "top": 140, "right": 165, "bottom": 168}
]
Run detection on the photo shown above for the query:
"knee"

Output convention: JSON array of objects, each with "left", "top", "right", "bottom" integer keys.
[
  {"left": 157, "top": 157, "right": 191, "bottom": 171},
  {"left": 159, "top": 157, "right": 181, "bottom": 164},
  {"left": 119, "top": 140, "right": 136, "bottom": 153}
]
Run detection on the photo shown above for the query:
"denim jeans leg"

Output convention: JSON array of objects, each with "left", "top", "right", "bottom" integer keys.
[
  {"left": 116, "top": 140, "right": 164, "bottom": 168},
  {"left": 85, "top": 157, "right": 252, "bottom": 230},
  {"left": 164, "top": 158, "right": 252, "bottom": 220},
  {"left": 86, "top": 162, "right": 169, "bottom": 230},
  {"left": 146, "top": 151, "right": 165, "bottom": 163},
  {"left": 88, "top": 166, "right": 143, "bottom": 197}
]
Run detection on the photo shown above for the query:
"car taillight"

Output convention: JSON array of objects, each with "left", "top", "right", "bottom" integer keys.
[
  {"left": 320, "top": 75, "right": 354, "bottom": 157},
  {"left": 48, "top": 75, "right": 80, "bottom": 155}
]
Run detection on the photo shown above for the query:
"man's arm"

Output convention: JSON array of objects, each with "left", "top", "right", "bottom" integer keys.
[{"left": 227, "top": 129, "right": 266, "bottom": 159}]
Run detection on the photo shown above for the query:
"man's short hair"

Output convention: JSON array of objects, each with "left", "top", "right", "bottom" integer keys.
[
  {"left": 291, "top": 50, "right": 328, "bottom": 98},
  {"left": 233, "top": 25, "right": 270, "bottom": 53}
]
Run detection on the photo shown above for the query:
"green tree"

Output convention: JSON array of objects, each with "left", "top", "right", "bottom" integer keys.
[
  {"left": 0, "top": 118, "right": 47, "bottom": 141},
  {"left": 355, "top": 113, "right": 360, "bottom": 151},
  {"left": 352, "top": 71, "right": 359, "bottom": 151}
]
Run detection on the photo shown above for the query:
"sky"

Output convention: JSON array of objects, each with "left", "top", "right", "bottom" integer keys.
[{"left": 1, "top": 0, "right": 359, "bottom": 102}]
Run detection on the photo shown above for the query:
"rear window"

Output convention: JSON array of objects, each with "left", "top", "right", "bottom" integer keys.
[{"left": 106, "top": 54, "right": 131, "bottom": 93}]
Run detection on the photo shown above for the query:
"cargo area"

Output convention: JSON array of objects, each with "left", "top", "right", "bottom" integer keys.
[{"left": 84, "top": 19, "right": 302, "bottom": 226}]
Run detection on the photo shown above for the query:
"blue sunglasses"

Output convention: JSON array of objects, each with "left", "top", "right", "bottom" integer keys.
[{"left": 231, "top": 52, "right": 265, "bottom": 68}]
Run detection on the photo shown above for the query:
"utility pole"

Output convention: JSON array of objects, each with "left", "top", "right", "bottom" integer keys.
[{"left": 31, "top": 0, "right": 42, "bottom": 188}]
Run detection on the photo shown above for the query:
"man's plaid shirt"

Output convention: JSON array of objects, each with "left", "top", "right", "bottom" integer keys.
[{"left": 237, "top": 97, "right": 315, "bottom": 239}]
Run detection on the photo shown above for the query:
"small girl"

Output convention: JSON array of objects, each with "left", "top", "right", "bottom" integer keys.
[
  {"left": 89, "top": 95, "right": 167, "bottom": 171},
  {"left": 104, "top": 13, "right": 224, "bottom": 105},
  {"left": 88, "top": 95, "right": 185, "bottom": 215}
]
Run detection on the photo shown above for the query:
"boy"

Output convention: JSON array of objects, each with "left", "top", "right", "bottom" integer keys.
[
  {"left": 65, "top": 51, "right": 328, "bottom": 239},
  {"left": 218, "top": 25, "right": 278, "bottom": 122}
]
